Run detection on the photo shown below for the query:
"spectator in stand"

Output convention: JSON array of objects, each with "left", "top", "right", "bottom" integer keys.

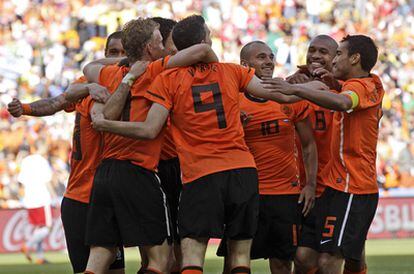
[{"left": 0, "top": 0, "right": 413, "bottom": 210}]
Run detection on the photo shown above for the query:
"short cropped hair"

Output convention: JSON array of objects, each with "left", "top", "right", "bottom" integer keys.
[
  {"left": 105, "top": 31, "right": 123, "bottom": 52},
  {"left": 172, "top": 15, "right": 205, "bottom": 51},
  {"left": 341, "top": 35, "right": 378, "bottom": 72},
  {"left": 151, "top": 17, "right": 177, "bottom": 45}
]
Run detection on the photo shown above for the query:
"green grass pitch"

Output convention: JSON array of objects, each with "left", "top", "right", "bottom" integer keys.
[{"left": 0, "top": 239, "right": 413, "bottom": 273}]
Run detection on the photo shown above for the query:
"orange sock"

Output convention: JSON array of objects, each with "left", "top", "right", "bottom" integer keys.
[
  {"left": 84, "top": 271, "right": 95, "bottom": 274},
  {"left": 181, "top": 265, "right": 203, "bottom": 274},
  {"left": 306, "top": 267, "right": 318, "bottom": 274},
  {"left": 231, "top": 266, "right": 250, "bottom": 273},
  {"left": 343, "top": 267, "right": 367, "bottom": 274}
]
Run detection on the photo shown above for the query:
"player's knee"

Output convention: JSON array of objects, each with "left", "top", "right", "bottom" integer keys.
[
  {"left": 294, "top": 249, "right": 318, "bottom": 271},
  {"left": 269, "top": 258, "right": 291, "bottom": 274},
  {"left": 317, "top": 254, "right": 333, "bottom": 270}
]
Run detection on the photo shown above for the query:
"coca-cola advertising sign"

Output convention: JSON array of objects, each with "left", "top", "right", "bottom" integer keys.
[{"left": 0, "top": 207, "right": 65, "bottom": 253}]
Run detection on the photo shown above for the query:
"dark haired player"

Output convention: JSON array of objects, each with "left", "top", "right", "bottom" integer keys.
[
  {"left": 91, "top": 15, "right": 322, "bottom": 274},
  {"left": 264, "top": 34, "right": 383, "bottom": 274}
]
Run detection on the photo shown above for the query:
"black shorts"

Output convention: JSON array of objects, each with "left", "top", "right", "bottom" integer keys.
[
  {"left": 86, "top": 159, "right": 170, "bottom": 247},
  {"left": 299, "top": 196, "right": 322, "bottom": 251},
  {"left": 158, "top": 157, "right": 182, "bottom": 242},
  {"left": 217, "top": 194, "right": 301, "bottom": 260},
  {"left": 178, "top": 168, "right": 259, "bottom": 240},
  {"left": 61, "top": 197, "right": 124, "bottom": 273},
  {"left": 315, "top": 187, "right": 378, "bottom": 260}
]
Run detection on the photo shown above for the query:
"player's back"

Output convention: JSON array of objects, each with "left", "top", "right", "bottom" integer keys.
[
  {"left": 99, "top": 58, "right": 169, "bottom": 171},
  {"left": 146, "top": 62, "right": 256, "bottom": 183}
]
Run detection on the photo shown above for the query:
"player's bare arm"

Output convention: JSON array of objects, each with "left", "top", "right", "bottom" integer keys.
[
  {"left": 295, "top": 118, "right": 317, "bottom": 217},
  {"left": 246, "top": 75, "right": 302, "bottom": 103},
  {"left": 92, "top": 103, "right": 169, "bottom": 140},
  {"left": 102, "top": 61, "right": 149, "bottom": 120},
  {"left": 262, "top": 78, "right": 352, "bottom": 111},
  {"left": 83, "top": 57, "right": 125, "bottom": 84},
  {"left": 64, "top": 82, "right": 111, "bottom": 104},
  {"left": 166, "top": 44, "right": 218, "bottom": 68},
  {"left": 7, "top": 95, "right": 70, "bottom": 117}
]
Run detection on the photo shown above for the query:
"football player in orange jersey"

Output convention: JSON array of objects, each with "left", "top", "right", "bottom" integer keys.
[
  {"left": 91, "top": 15, "right": 324, "bottom": 274},
  {"left": 217, "top": 41, "right": 317, "bottom": 274},
  {"left": 264, "top": 35, "right": 383, "bottom": 274},
  {"left": 7, "top": 31, "right": 128, "bottom": 274},
  {"left": 82, "top": 17, "right": 220, "bottom": 274}
]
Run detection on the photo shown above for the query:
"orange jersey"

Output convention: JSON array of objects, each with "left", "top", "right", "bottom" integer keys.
[
  {"left": 65, "top": 96, "right": 101, "bottom": 203},
  {"left": 100, "top": 57, "right": 170, "bottom": 171},
  {"left": 240, "top": 93, "right": 310, "bottom": 195},
  {"left": 145, "top": 63, "right": 257, "bottom": 183},
  {"left": 321, "top": 74, "right": 384, "bottom": 194},
  {"left": 297, "top": 103, "right": 334, "bottom": 196},
  {"left": 160, "top": 120, "right": 178, "bottom": 160}
]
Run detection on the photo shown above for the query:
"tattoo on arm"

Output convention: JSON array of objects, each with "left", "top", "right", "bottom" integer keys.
[{"left": 29, "top": 94, "right": 72, "bottom": 116}]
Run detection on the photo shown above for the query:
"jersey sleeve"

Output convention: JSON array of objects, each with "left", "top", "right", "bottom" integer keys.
[
  {"left": 341, "top": 80, "right": 378, "bottom": 112},
  {"left": 145, "top": 73, "right": 173, "bottom": 111},
  {"left": 147, "top": 55, "right": 171, "bottom": 77},
  {"left": 75, "top": 96, "right": 95, "bottom": 118},
  {"left": 227, "top": 64, "right": 255, "bottom": 91},
  {"left": 291, "top": 101, "right": 311, "bottom": 123}
]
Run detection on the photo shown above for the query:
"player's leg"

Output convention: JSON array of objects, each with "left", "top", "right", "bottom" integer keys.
[
  {"left": 318, "top": 252, "right": 343, "bottom": 274},
  {"left": 178, "top": 171, "right": 232, "bottom": 273},
  {"left": 61, "top": 197, "right": 91, "bottom": 273},
  {"left": 85, "top": 160, "right": 123, "bottom": 273},
  {"left": 158, "top": 158, "right": 182, "bottom": 273},
  {"left": 181, "top": 237, "right": 209, "bottom": 272},
  {"left": 112, "top": 160, "right": 171, "bottom": 273},
  {"left": 316, "top": 188, "right": 378, "bottom": 274},
  {"left": 26, "top": 205, "right": 52, "bottom": 263},
  {"left": 269, "top": 258, "right": 292, "bottom": 274},
  {"left": 225, "top": 168, "right": 260, "bottom": 273},
  {"left": 343, "top": 244, "right": 367, "bottom": 274},
  {"left": 227, "top": 239, "right": 252, "bottom": 273},
  {"left": 86, "top": 246, "right": 118, "bottom": 274},
  {"left": 294, "top": 197, "right": 322, "bottom": 274},
  {"left": 107, "top": 247, "right": 125, "bottom": 274},
  {"left": 294, "top": 247, "right": 319, "bottom": 274}
]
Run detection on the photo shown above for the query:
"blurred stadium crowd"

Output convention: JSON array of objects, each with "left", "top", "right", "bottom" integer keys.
[{"left": 0, "top": 0, "right": 413, "bottom": 208}]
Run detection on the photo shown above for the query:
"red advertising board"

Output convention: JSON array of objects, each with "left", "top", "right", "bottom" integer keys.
[
  {"left": 0, "top": 197, "right": 413, "bottom": 253},
  {"left": 0, "top": 207, "right": 65, "bottom": 253},
  {"left": 368, "top": 197, "right": 414, "bottom": 239}
]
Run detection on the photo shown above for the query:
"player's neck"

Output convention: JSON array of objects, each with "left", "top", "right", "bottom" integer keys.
[{"left": 347, "top": 68, "right": 370, "bottom": 80}]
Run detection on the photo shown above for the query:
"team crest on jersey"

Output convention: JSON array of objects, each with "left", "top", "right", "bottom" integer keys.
[
  {"left": 281, "top": 105, "right": 292, "bottom": 115},
  {"left": 291, "top": 180, "right": 298, "bottom": 187}
]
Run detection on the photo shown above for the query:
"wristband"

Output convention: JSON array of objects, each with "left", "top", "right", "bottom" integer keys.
[
  {"left": 122, "top": 73, "right": 137, "bottom": 87},
  {"left": 22, "top": 104, "right": 32, "bottom": 115}
]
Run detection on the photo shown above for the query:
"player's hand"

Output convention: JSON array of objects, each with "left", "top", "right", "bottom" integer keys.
[
  {"left": 240, "top": 110, "right": 253, "bottom": 126},
  {"left": 299, "top": 184, "right": 316, "bottom": 217},
  {"left": 130, "top": 61, "right": 149, "bottom": 78},
  {"left": 91, "top": 113, "right": 106, "bottom": 131},
  {"left": 87, "top": 83, "right": 111, "bottom": 103},
  {"left": 312, "top": 68, "right": 341, "bottom": 91},
  {"left": 7, "top": 98, "right": 24, "bottom": 117},
  {"left": 286, "top": 65, "right": 311, "bottom": 84},
  {"left": 262, "top": 78, "right": 296, "bottom": 95}
]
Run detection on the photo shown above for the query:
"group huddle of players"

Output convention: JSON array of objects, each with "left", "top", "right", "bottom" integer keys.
[{"left": 7, "top": 14, "right": 383, "bottom": 274}]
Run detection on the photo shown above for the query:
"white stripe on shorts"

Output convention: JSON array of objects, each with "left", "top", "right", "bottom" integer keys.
[
  {"left": 154, "top": 173, "right": 171, "bottom": 237},
  {"left": 338, "top": 194, "right": 353, "bottom": 246}
]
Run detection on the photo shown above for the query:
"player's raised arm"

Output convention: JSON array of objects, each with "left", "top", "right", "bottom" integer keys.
[
  {"left": 83, "top": 57, "right": 125, "bottom": 84},
  {"left": 263, "top": 78, "right": 351, "bottom": 111},
  {"left": 92, "top": 103, "right": 169, "bottom": 140},
  {"left": 295, "top": 117, "right": 317, "bottom": 216},
  {"left": 166, "top": 44, "right": 218, "bottom": 68}
]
